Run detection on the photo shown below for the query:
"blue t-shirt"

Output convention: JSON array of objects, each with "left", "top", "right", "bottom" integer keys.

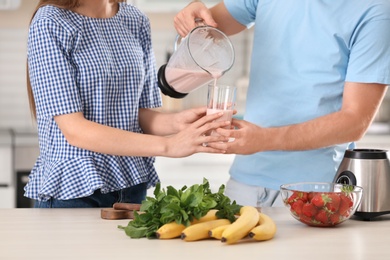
[
  {"left": 25, "top": 3, "right": 162, "bottom": 201},
  {"left": 224, "top": 0, "right": 390, "bottom": 190}
]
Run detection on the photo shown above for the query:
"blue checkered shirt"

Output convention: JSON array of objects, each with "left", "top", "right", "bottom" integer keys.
[{"left": 25, "top": 3, "right": 162, "bottom": 201}]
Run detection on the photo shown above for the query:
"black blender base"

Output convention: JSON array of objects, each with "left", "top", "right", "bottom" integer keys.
[
  {"left": 157, "top": 64, "right": 188, "bottom": 99},
  {"left": 354, "top": 211, "right": 390, "bottom": 221}
]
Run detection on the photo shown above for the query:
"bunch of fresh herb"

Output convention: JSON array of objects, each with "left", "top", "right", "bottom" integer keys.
[{"left": 118, "top": 178, "right": 242, "bottom": 238}]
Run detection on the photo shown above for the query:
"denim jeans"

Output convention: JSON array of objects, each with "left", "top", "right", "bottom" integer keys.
[
  {"left": 225, "top": 178, "right": 284, "bottom": 208},
  {"left": 34, "top": 182, "right": 147, "bottom": 208}
]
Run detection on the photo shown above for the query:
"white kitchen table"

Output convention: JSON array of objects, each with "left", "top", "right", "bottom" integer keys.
[{"left": 1, "top": 207, "right": 389, "bottom": 260}]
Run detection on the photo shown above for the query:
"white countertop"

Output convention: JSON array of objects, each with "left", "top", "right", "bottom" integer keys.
[{"left": 1, "top": 207, "right": 389, "bottom": 260}]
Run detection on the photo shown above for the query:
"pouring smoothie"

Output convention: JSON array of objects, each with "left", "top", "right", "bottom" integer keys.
[{"left": 157, "top": 24, "right": 234, "bottom": 98}]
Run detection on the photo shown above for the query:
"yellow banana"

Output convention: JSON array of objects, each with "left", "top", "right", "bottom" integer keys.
[
  {"left": 248, "top": 212, "right": 277, "bottom": 241},
  {"left": 221, "top": 206, "right": 259, "bottom": 244},
  {"left": 156, "top": 209, "right": 218, "bottom": 239},
  {"left": 181, "top": 219, "right": 231, "bottom": 241},
  {"left": 191, "top": 209, "right": 218, "bottom": 224},
  {"left": 208, "top": 224, "right": 231, "bottom": 240},
  {"left": 156, "top": 222, "right": 186, "bottom": 239}
]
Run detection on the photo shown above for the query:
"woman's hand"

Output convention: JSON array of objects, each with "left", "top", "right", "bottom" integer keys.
[
  {"left": 174, "top": 106, "right": 238, "bottom": 131},
  {"left": 164, "top": 112, "right": 231, "bottom": 157},
  {"left": 173, "top": 106, "right": 208, "bottom": 131},
  {"left": 55, "top": 110, "right": 231, "bottom": 158},
  {"left": 139, "top": 107, "right": 207, "bottom": 136}
]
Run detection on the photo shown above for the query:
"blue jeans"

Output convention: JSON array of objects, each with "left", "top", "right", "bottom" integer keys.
[
  {"left": 225, "top": 178, "right": 284, "bottom": 208},
  {"left": 34, "top": 183, "right": 147, "bottom": 208}
]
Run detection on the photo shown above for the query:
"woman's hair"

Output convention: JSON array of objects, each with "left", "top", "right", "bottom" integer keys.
[{"left": 26, "top": 0, "right": 126, "bottom": 119}]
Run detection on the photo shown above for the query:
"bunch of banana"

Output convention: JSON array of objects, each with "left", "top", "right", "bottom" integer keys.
[
  {"left": 220, "top": 206, "right": 260, "bottom": 244},
  {"left": 156, "top": 206, "right": 277, "bottom": 244},
  {"left": 156, "top": 209, "right": 218, "bottom": 239},
  {"left": 248, "top": 212, "right": 277, "bottom": 241}
]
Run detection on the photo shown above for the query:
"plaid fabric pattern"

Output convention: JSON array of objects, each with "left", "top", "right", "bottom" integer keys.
[{"left": 25, "top": 3, "right": 162, "bottom": 201}]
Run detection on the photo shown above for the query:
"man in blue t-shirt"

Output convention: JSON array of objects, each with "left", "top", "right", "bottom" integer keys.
[{"left": 174, "top": 0, "right": 390, "bottom": 207}]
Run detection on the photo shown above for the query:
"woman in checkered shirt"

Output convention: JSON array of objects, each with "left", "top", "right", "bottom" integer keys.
[{"left": 25, "top": 0, "right": 230, "bottom": 208}]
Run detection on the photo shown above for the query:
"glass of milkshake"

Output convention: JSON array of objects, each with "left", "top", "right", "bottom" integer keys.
[{"left": 206, "top": 83, "right": 237, "bottom": 139}]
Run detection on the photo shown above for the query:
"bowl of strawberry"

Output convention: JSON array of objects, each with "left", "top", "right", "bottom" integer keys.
[{"left": 280, "top": 182, "right": 363, "bottom": 227}]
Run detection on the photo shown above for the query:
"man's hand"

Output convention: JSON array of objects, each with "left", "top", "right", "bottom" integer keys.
[{"left": 174, "top": 2, "right": 218, "bottom": 36}]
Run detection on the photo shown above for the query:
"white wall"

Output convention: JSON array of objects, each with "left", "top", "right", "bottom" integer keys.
[{"left": 0, "top": 0, "right": 37, "bottom": 130}]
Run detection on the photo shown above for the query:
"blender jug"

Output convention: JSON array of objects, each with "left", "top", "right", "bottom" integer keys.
[{"left": 158, "top": 23, "right": 235, "bottom": 98}]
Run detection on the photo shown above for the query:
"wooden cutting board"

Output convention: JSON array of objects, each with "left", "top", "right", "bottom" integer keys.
[{"left": 101, "top": 203, "right": 141, "bottom": 220}]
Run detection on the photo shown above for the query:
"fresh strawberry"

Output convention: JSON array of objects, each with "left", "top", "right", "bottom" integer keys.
[
  {"left": 302, "top": 202, "right": 318, "bottom": 217},
  {"left": 339, "top": 194, "right": 353, "bottom": 217},
  {"left": 286, "top": 192, "right": 298, "bottom": 205},
  {"left": 325, "top": 193, "right": 341, "bottom": 213},
  {"left": 307, "top": 192, "right": 315, "bottom": 202},
  {"left": 291, "top": 200, "right": 304, "bottom": 216},
  {"left": 299, "top": 214, "right": 313, "bottom": 225},
  {"left": 311, "top": 194, "right": 330, "bottom": 208},
  {"left": 287, "top": 191, "right": 308, "bottom": 205},
  {"left": 329, "top": 212, "right": 341, "bottom": 225},
  {"left": 315, "top": 209, "right": 328, "bottom": 224},
  {"left": 299, "top": 191, "right": 309, "bottom": 203}
]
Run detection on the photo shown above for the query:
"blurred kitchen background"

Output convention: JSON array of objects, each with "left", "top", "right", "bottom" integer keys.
[{"left": 1, "top": 0, "right": 390, "bottom": 208}]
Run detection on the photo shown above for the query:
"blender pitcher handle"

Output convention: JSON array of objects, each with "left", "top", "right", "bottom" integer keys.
[
  {"left": 194, "top": 17, "right": 206, "bottom": 26},
  {"left": 174, "top": 18, "right": 207, "bottom": 51},
  {"left": 174, "top": 34, "right": 183, "bottom": 52}
]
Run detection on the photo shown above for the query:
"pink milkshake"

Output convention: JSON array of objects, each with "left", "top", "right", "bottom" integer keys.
[
  {"left": 206, "top": 108, "right": 234, "bottom": 127},
  {"left": 206, "top": 108, "right": 234, "bottom": 137},
  {"left": 206, "top": 84, "right": 237, "bottom": 139},
  {"left": 165, "top": 67, "right": 213, "bottom": 94}
]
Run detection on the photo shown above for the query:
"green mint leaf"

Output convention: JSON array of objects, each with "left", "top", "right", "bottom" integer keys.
[
  {"left": 124, "top": 225, "right": 149, "bottom": 238},
  {"left": 217, "top": 184, "right": 226, "bottom": 194},
  {"left": 153, "top": 182, "right": 161, "bottom": 198},
  {"left": 140, "top": 199, "right": 155, "bottom": 212},
  {"left": 166, "top": 185, "right": 180, "bottom": 198}
]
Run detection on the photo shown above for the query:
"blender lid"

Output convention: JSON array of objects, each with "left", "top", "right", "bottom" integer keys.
[{"left": 344, "top": 149, "right": 388, "bottom": 160}]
